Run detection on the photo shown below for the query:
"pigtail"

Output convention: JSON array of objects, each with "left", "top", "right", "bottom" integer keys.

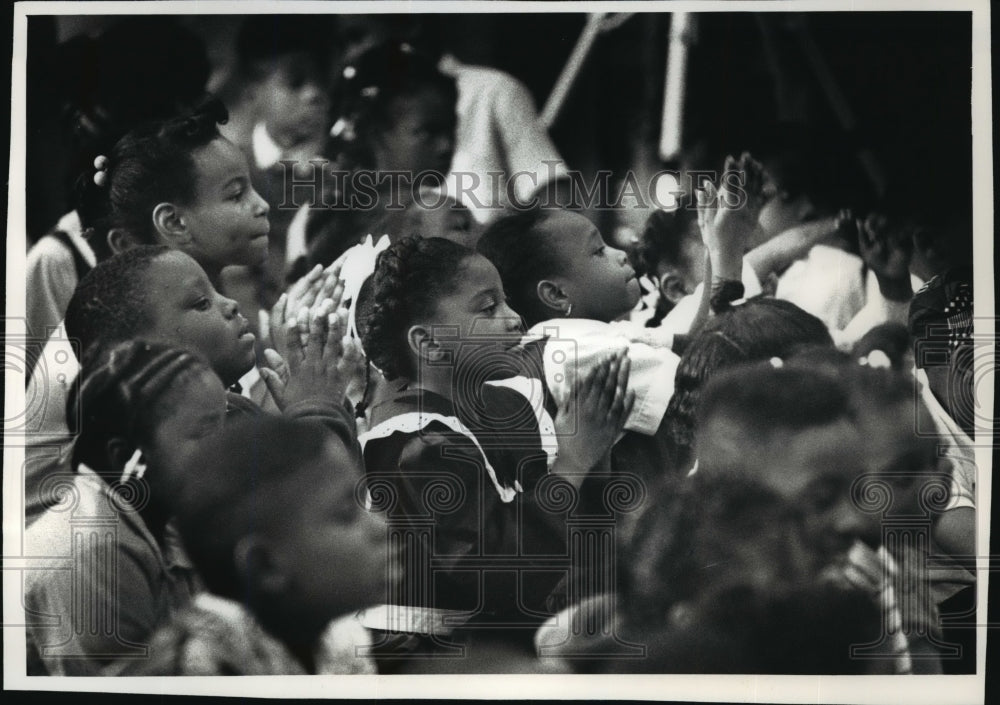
[
  {"left": 73, "top": 156, "right": 115, "bottom": 262},
  {"left": 68, "top": 340, "right": 207, "bottom": 477}
]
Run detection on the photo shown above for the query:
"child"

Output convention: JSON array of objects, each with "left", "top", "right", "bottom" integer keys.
[
  {"left": 359, "top": 237, "right": 632, "bottom": 648},
  {"left": 24, "top": 100, "right": 275, "bottom": 521},
  {"left": 25, "top": 246, "right": 356, "bottom": 523},
  {"left": 664, "top": 297, "right": 834, "bottom": 471},
  {"left": 791, "top": 351, "right": 976, "bottom": 673},
  {"left": 628, "top": 199, "right": 704, "bottom": 328},
  {"left": 384, "top": 189, "right": 485, "bottom": 250},
  {"left": 25, "top": 18, "right": 211, "bottom": 346},
  {"left": 476, "top": 155, "right": 766, "bottom": 448},
  {"left": 82, "top": 96, "right": 271, "bottom": 284},
  {"left": 24, "top": 340, "right": 227, "bottom": 675},
  {"left": 332, "top": 14, "right": 572, "bottom": 225},
  {"left": 287, "top": 40, "right": 458, "bottom": 275},
  {"left": 111, "top": 416, "right": 383, "bottom": 675},
  {"left": 608, "top": 475, "right": 886, "bottom": 674},
  {"left": 694, "top": 361, "right": 958, "bottom": 673},
  {"left": 218, "top": 16, "right": 338, "bottom": 342}
]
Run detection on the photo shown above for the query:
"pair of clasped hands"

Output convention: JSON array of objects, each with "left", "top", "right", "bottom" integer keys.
[
  {"left": 258, "top": 257, "right": 362, "bottom": 411},
  {"left": 259, "top": 251, "right": 637, "bottom": 484}
]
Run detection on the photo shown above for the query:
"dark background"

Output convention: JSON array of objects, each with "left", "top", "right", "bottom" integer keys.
[{"left": 24, "top": 11, "right": 971, "bottom": 245}]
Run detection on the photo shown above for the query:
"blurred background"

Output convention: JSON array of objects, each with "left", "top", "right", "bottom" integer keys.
[{"left": 25, "top": 11, "right": 972, "bottom": 251}]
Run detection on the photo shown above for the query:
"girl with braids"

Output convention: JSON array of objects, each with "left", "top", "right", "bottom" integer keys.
[
  {"left": 664, "top": 297, "right": 834, "bottom": 474},
  {"left": 25, "top": 99, "right": 273, "bottom": 521},
  {"left": 358, "top": 237, "right": 632, "bottom": 657},
  {"left": 24, "top": 340, "right": 226, "bottom": 676},
  {"left": 285, "top": 40, "right": 458, "bottom": 277},
  {"left": 26, "top": 246, "right": 360, "bottom": 526}
]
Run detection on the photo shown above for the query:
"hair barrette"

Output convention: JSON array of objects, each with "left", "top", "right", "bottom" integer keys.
[
  {"left": 858, "top": 350, "right": 892, "bottom": 369},
  {"left": 92, "top": 154, "right": 109, "bottom": 187},
  {"left": 121, "top": 448, "right": 147, "bottom": 483},
  {"left": 330, "top": 117, "right": 357, "bottom": 141}
]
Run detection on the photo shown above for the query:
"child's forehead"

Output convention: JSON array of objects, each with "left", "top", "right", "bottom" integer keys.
[
  {"left": 190, "top": 137, "right": 247, "bottom": 181},
  {"left": 542, "top": 211, "right": 601, "bottom": 251},
  {"left": 711, "top": 419, "right": 864, "bottom": 487}
]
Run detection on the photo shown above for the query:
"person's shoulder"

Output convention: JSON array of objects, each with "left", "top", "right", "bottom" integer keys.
[{"left": 27, "top": 233, "right": 76, "bottom": 272}]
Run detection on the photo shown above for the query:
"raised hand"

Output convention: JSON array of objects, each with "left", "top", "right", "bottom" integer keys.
[
  {"left": 856, "top": 211, "right": 913, "bottom": 301},
  {"left": 261, "top": 297, "right": 363, "bottom": 411},
  {"left": 551, "top": 349, "right": 635, "bottom": 487},
  {"left": 698, "top": 153, "right": 768, "bottom": 283}
]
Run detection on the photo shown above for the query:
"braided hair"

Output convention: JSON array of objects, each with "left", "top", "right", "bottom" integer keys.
[
  {"left": 67, "top": 339, "right": 214, "bottom": 478},
  {"left": 77, "top": 97, "right": 229, "bottom": 261},
  {"left": 363, "top": 236, "right": 475, "bottom": 381},
  {"left": 665, "top": 297, "right": 833, "bottom": 468}
]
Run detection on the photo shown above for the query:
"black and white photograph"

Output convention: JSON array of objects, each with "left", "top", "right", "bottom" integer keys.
[{"left": 3, "top": 1, "right": 993, "bottom": 702}]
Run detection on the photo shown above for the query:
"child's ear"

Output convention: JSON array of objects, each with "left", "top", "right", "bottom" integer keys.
[
  {"left": 407, "top": 324, "right": 448, "bottom": 366},
  {"left": 233, "top": 535, "right": 288, "bottom": 596},
  {"left": 536, "top": 279, "right": 569, "bottom": 316},
  {"left": 104, "top": 437, "right": 136, "bottom": 478},
  {"left": 658, "top": 273, "right": 687, "bottom": 306},
  {"left": 152, "top": 203, "right": 194, "bottom": 248},
  {"left": 107, "top": 228, "right": 141, "bottom": 255}
]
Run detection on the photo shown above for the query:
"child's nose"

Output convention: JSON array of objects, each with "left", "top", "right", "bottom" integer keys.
[
  {"left": 250, "top": 188, "right": 270, "bottom": 217},
  {"left": 220, "top": 294, "right": 240, "bottom": 318}
]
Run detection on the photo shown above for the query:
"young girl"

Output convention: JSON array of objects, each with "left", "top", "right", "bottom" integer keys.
[
  {"left": 25, "top": 98, "right": 274, "bottom": 513},
  {"left": 111, "top": 416, "right": 383, "bottom": 676},
  {"left": 358, "top": 237, "right": 632, "bottom": 650},
  {"left": 286, "top": 40, "right": 458, "bottom": 276},
  {"left": 664, "top": 297, "right": 834, "bottom": 472},
  {"left": 81, "top": 96, "right": 271, "bottom": 285},
  {"left": 24, "top": 340, "right": 227, "bottom": 675},
  {"left": 25, "top": 18, "right": 210, "bottom": 347},
  {"left": 476, "top": 155, "right": 766, "bottom": 455}
]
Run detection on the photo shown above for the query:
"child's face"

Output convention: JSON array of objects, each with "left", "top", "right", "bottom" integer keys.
[
  {"left": 178, "top": 137, "right": 271, "bottom": 269},
  {"left": 543, "top": 211, "right": 642, "bottom": 322},
  {"left": 253, "top": 53, "right": 331, "bottom": 148},
  {"left": 270, "top": 438, "right": 389, "bottom": 620},
  {"left": 373, "top": 88, "right": 456, "bottom": 180},
  {"left": 143, "top": 366, "right": 227, "bottom": 485},
  {"left": 858, "top": 400, "right": 941, "bottom": 517},
  {"left": 416, "top": 253, "right": 525, "bottom": 371},
  {"left": 758, "top": 422, "right": 882, "bottom": 563},
  {"left": 701, "top": 417, "right": 881, "bottom": 567},
  {"left": 140, "top": 251, "right": 257, "bottom": 386}
]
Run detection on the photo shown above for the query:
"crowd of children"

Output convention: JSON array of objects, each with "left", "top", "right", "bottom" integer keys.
[{"left": 21, "top": 15, "right": 977, "bottom": 676}]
